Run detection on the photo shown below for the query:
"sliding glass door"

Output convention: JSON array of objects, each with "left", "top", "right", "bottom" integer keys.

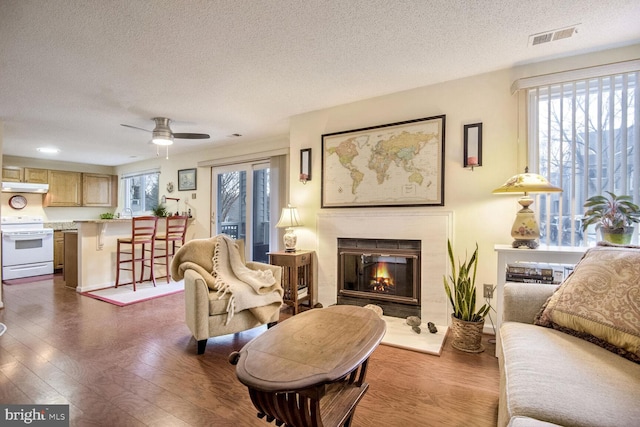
[{"left": 212, "top": 161, "right": 271, "bottom": 262}]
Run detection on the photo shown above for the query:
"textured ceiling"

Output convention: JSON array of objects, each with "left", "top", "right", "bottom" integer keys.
[{"left": 1, "top": 0, "right": 639, "bottom": 166}]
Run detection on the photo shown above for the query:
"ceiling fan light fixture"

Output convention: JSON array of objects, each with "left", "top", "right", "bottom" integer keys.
[
  {"left": 151, "top": 135, "right": 174, "bottom": 145},
  {"left": 151, "top": 117, "right": 174, "bottom": 145}
]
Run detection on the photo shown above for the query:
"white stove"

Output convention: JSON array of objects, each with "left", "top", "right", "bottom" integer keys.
[{"left": 1, "top": 216, "right": 54, "bottom": 280}]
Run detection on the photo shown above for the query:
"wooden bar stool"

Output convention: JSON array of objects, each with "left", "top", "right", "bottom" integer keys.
[
  {"left": 154, "top": 215, "right": 188, "bottom": 283},
  {"left": 115, "top": 216, "right": 158, "bottom": 291}
]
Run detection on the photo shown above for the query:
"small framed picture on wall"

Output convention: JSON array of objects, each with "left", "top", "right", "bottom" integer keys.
[{"left": 178, "top": 168, "right": 197, "bottom": 191}]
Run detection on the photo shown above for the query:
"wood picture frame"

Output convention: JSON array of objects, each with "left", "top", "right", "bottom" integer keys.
[
  {"left": 321, "top": 115, "right": 445, "bottom": 208},
  {"left": 178, "top": 168, "right": 197, "bottom": 191}
]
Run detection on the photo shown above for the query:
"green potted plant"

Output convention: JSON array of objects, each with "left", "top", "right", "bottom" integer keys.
[
  {"left": 152, "top": 203, "right": 170, "bottom": 218},
  {"left": 443, "top": 239, "right": 491, "bottom": 353},
  {"left": 581, "top": 191, "right": 640, "bottom": 245}
]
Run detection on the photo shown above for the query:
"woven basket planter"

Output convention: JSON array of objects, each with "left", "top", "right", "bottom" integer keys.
[{"left": 450, "top": 314, "right": 485, "bottom": 353}]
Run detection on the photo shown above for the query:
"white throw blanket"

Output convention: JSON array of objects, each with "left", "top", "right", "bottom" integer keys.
[{"left": 212, "top": 235, "right": 283, "bottom": 324}]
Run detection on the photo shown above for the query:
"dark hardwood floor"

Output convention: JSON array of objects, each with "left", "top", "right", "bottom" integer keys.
[{"left": 0, "top": 276, "right": 499, "bottom": 426}]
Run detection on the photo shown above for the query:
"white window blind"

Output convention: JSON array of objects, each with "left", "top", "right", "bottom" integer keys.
[{"left": 528, "top": 71, "right": 639, "bottom": 246}]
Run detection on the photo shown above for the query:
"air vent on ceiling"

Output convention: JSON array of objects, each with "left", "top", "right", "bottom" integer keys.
[{"left": 529, "top": 24, "right": 580, "bottom": 46}]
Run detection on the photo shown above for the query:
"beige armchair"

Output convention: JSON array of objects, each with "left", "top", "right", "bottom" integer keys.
[{"left": 171, "top": 236, "right": 283, "bottom": 354}]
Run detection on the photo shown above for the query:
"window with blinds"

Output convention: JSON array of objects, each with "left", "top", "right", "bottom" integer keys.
[{"left": 528, "top": 71, "right": 639, "bottom": 247}]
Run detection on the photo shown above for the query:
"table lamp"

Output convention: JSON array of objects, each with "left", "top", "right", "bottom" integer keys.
[
  {"left": 492, "top": 168, "right": 562, "bottom": 249},
  {"left": 276, "top": 204, "right": 303, "bottom": 252}
]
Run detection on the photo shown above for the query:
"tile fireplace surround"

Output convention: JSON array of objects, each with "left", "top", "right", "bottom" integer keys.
[{"left": 317, "top": 210, "right": 453, "bottom": 327}]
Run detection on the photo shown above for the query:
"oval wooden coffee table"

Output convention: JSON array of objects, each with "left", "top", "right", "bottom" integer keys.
[{"left": 230, "top": 305, "right": 386, "bottom": 427}]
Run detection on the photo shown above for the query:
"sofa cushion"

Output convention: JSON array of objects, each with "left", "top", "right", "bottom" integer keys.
[
  {"left": 500, "top": 322, "right": 640, "bottom": 427},
  {"left": 534, "top": 245, "right": 640, "bottom": 362},
  {"left": 507, "top": 416, "right": 561, "bottom": 427}
]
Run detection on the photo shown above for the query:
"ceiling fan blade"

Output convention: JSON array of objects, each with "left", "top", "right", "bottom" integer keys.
[
  {"left": 121, "top": 123, "right": 151, "bottom": 133},
  {"left": 173, "top": 133, "right": 210, "bottom": 139}
]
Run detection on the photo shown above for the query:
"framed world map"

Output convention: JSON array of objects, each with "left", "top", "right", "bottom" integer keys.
[{"left": 321, "top": 115, "right": 445, "bottom": 208}]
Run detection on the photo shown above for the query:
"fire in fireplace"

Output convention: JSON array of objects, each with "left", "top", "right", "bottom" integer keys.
[{"left": 338, "top": 238, "right": 420, "bottom": 317}]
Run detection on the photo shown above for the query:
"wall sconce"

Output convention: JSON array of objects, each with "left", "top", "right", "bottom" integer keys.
[
  {"left": 463, "top": 123, "right": 482, "bottom": 170},
  {"left": 300, "top": 148, "right": 311, "bottom": 184}
]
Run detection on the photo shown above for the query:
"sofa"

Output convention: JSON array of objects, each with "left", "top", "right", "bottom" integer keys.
[
  {"left": 498, "top": 244, "right": 640, "bottom": 427},
  {"left": 171, "top": 236, "right": 283, "bottom": 354}
]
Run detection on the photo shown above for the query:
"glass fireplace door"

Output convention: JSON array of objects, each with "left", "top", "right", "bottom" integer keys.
[{"left": 340, "top": 251, "right": 419, "bottom": 305}]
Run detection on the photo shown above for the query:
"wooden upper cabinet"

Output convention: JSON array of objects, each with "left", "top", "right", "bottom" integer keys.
[
  {"left": 2, "top": 167, "right": 24, "bottom": 182},
  {"left": 44, "top": 170, "right": 82, "bottom": 207},
  {"left": 82, "top": 173, "right": 117, "bottom": 207},
  {"left": 2, "top": 167, "right": 49, "bottom": 183},
  {"left": 24, "top": 168, "right": 49, "bottom": 183}
]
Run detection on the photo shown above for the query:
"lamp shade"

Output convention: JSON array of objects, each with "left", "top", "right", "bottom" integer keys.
[
  {"left": 276, "top": 205, "right": 303, "bottom": 228},
  {"left": 492, "top": 172, "right": 562, "bottom": 194}
]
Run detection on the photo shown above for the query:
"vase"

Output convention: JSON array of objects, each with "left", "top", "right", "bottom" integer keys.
[
  {"left": 600, "top": 226, "right": 634, "bottom": 245},
  {"left": 450, "top": 314, "right": 485, "bottom": 353}
]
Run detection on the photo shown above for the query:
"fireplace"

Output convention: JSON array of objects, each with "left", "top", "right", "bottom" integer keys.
[
  {"left": 317, "top": 210, "right": 452, "bottom": 327},
  {"left": 338, "top": 238, "right": 421, "bottom": 317}
]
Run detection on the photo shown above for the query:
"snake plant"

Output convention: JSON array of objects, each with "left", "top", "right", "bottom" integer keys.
[{"left": 443, "top": 240, "right": 490, "bottom": 322}]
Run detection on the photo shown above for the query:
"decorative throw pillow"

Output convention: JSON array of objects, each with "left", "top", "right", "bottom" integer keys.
[{"left": 534, "top": 244, "right": 640, "bottom": 363}]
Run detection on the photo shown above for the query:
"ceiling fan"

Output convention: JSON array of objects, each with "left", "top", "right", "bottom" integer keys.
[{"left": 121, "top": 117, "right": 210, "bottom": 158}]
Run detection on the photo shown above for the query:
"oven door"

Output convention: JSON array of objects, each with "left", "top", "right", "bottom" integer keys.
[{"left": 2, "top": 230, "right": 54, "bottom": 279}]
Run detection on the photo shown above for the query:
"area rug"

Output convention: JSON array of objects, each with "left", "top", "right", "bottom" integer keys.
[
  {"left": 82, "top": 280, "right": 184, "bottom": 306},
  {"left": 380, "top": 315, "right": 448, "bottom": 356},
  {"left": 3, "top": 274, "right": 54, "bottom": 285}
]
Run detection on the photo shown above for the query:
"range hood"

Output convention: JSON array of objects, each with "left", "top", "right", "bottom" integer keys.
[{"left": 2, "top": 182, "right": 50, "bottom": 193}]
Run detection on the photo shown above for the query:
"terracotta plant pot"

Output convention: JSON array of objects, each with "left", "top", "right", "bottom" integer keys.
[{"left": 450, "top": 314, "right": 485, "bottom": 353}]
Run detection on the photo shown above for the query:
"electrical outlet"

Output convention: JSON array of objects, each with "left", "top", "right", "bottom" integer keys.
[{"left": 483, "top": 284, "right": 494, "bottom": 299}]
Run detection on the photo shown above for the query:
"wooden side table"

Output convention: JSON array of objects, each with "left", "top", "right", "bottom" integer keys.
[
  {"left": 268, "top": 250, "right": 315, "bottom": 314},
  {"left": 229, "top": 305, "right": 386, "bottom": 427}
]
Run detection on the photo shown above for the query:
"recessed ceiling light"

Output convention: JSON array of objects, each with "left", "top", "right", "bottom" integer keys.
[{"left": 37, "top": 147, "right": 60, "bottom": 154}]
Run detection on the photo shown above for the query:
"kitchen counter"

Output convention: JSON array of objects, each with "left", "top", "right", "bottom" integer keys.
[
  {"left": 44, "top": 221, "right": 78, "bottom": 231},
  {"left": 72, "top": 217, "right": 192, "bottom": 292}
]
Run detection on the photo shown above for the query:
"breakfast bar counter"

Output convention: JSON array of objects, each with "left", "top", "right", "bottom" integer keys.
[{"left": 72, "top": 218, "right": 190, "bottom": 292}]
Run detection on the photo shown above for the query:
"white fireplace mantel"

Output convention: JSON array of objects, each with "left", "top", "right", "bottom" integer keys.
[{"left": 316, "top": 209, "right": 453, "bottom": 326}]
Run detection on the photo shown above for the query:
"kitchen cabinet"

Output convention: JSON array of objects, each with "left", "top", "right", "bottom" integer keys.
[
  {"left": 2, "top": 167, "right": 48, "bottom": 183},
  {"left": 82, "top": 173, "right": 117, "bottom": 207},
  {"left": 44, "top": 170, "right": 82, "bottom": 207},
  {"left": 2, "top": 167, "right": 23, "bottom": 182},
  {"left": 54, "top": 231, "right": 64, "bottom": 270},
  {"left": 63, "top": 231, "right": 78, "bottom": 288},
  {"left": 24, "top": 168, "right": 49, "bottom": 183}
]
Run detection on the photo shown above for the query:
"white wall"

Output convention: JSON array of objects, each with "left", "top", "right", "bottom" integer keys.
[
  {"left": 288, "top": 68, "right": 517, "bottom": 310},
  {"left": 287, "top": 44, "right": 640, "bottom": 309},
  {"left": 114, "top": 136, "right": 289, "bottom": 241}
]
